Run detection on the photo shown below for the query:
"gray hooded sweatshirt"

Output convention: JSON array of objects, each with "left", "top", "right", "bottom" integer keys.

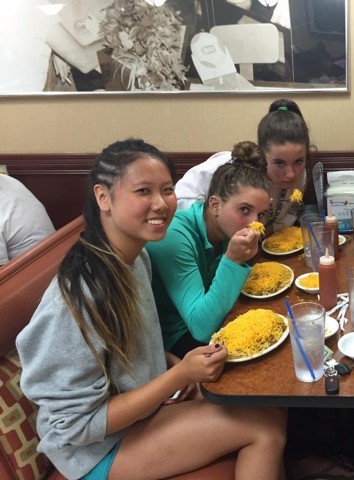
[{"left": 16, "top": 249, "right": 167, "bottom": 479}]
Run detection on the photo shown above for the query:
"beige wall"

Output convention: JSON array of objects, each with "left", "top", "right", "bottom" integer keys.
[{"left": 1, "top": 14, "right": 352, "bottom": 154}]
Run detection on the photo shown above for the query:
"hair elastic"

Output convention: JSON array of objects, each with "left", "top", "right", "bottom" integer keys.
[{"left": 278, "top": 106, "right": 288, "bottom": 111}]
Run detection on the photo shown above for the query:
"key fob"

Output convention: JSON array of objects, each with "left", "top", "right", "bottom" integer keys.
[
  {"left": 335, "top": 363, "right": 351, "bottom": 376},
  {"left": 325, "top": 375, "right": 339, "bottom": 395}
]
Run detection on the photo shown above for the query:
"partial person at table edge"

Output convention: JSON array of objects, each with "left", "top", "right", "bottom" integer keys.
[{"left": 0, "top": 174, "right": 55, "bottom": 266}]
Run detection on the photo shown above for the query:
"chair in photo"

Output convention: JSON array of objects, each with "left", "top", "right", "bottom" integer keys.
[{"left": 210, "top": 23, "right": 280, "bottom": 80}]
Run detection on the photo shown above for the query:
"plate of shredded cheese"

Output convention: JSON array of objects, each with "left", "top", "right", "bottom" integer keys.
[
  {"left": 261, "top": 226, "right": 303, "bottom": 255},
  {"left": 210, "top": 309, "right": 289, "bottom": 362},
  {"left": 242, "top": 262, "right": 294, "bottom": 299},
  {"left": 295, "top": 272, "right": 319, "bottom": 294}
]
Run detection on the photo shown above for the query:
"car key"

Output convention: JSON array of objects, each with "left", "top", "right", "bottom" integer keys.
[
  {"left": 324, "top": 366, "right": 339, "bottom": 395},
  {"left": 335, "top": 363, "right": 351, "bottom": 377}
]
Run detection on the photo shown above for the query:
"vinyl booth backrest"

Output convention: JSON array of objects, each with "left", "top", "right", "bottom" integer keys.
[{"left": 0, "top": 216, "right": 84, "bottom": 480}]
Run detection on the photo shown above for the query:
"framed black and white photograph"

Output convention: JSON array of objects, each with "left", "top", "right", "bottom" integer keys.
[{"left": 0, "top": 0, "right": 348, "bottom": 95}]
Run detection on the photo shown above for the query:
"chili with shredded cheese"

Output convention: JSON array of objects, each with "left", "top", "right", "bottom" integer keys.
[
  {"left": 263, "top": 226, "right": 303, "bottom": 253},
  {"left": 211, "top": 309, "right": 286, "bottom": 359}
]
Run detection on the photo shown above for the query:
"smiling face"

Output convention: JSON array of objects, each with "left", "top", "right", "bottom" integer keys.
[
  {"left": 209, "top": 185, "right": 270, "bottom": 241},
  {"left": 266, "top": 142, "right": 307, "bottom": 189},
  {"left": 94, "top": 156, "right": 177, "bottom": 263}
]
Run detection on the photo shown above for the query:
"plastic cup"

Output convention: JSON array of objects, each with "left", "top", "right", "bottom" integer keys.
[
  {"left": 299, "top": 214, "right": 324, "bottom": 268},
  {"left": 351, "top": 208, "right": 354, "bottom": 231},
  {"left": 288, "top": 302, "right": 325, "bottom": 382},
  {"left": 308, "top": 224, "right": 334, "bottom": 272},
  {"left": 346, "top": 266, "right": 354, "bottom": 332}
]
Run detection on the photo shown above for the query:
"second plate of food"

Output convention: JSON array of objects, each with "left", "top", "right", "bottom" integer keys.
[
  {"left": 242, "top": 261, "right": 294, "bottom": 299},
  {"left": 261, "top": 226, "right": 303, "bottom": 255}
]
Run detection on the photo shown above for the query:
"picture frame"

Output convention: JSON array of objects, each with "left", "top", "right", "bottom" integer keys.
[{"left": 0, "top": 0, "right": 348, "bottom": 96}]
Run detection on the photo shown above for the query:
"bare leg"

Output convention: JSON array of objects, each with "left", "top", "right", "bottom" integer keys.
[{"left": 108, "top": 400, "right": 286, "bottom": 480}]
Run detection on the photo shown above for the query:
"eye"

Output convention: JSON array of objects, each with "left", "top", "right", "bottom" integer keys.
[
  {"left": 274, "top": 161, "right": 284, "bottom": 167},
  {"left": 163, "top": 186, "right": 175, "bottom": 195},
  {"left": 258, "top": 212, "right": 266, "bottom": 220},
  {"left": 135, "top": 188, "right": 150, "bottom": 194},
  {"left": 240, "top": 206, "right": 251, "bottom": 215},
  {"left": 295, "top": 159, "right": 304, "bottom": 166}
]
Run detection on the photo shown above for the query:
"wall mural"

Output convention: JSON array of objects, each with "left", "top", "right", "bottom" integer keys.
[{"left": 0, "top": 0, "right": 348, "bottom": 95}]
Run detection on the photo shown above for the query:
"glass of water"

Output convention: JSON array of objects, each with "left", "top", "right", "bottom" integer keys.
[{"left": 288, "top": 302, "right": 326, "bottom": 382}]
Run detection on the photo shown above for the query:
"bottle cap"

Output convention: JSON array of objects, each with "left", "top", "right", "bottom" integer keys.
[
  {"left": 325, "top": 215, "right": 337, "bottom": 224},
  {"left": 320, "top": 247, "right": 335, "bottom": 265}
]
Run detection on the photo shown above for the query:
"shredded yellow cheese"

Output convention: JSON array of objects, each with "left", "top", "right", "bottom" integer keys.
[
  {"left": 243, "top": 261, "right": 292, "bottom": 296},
  {"left": 248, "top": 221, "right": 265, "bottom": 235},
  {"left": 299, "top": 273, "right": 319, "bottom": 289},
  {"left": 263, "top": 226, "right": 303, "bottom": 253},
  {"left": 290, "top": 189, "right": 303, "bottom": 203},
  {"left": 211, "top": 309, "right": 286, "bottom": 359}
]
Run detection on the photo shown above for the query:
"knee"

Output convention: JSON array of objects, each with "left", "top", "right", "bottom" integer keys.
[{"left": 261, "top": 408, "right": 287, "bottom": 451}]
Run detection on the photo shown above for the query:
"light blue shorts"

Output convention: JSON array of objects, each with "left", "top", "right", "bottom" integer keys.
[{"left": 81, "top": 442, "right": 121, "bottom": 480}]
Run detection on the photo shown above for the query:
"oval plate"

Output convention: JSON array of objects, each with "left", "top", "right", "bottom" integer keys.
[
  {"left": 325, "top": 315, "right": 339, "bottom": 339},
  {"left": 295, "top": 272, "right": 319, "bottom": 294},
  {"left": 261, "top": 239, "right": 303, "bottom": 256},
  {"left": 211, "top": 314, "right": 289, "bottom": 363},
  {"left": 242, "top": 264, "right": 294, "bottom": 299}
]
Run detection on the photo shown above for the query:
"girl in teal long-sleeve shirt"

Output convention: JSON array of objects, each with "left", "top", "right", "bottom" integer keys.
[{"left": 147, "top": 141, "right": 271, "bottom": 357}]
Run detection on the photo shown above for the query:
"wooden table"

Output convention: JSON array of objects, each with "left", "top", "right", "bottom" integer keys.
[{"left": 201, "top": 235, "right": 354, "bottom": 408}]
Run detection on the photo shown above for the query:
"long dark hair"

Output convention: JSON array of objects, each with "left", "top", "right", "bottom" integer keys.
[
  {"left": 206, "top": 140, "right": 270, "bottom": 203},
  {"left": 58, "top": 139, "right": 175, "bottom": 376},
  {"left": 257, "top": 99, "right": 311, "bottom": 157}
]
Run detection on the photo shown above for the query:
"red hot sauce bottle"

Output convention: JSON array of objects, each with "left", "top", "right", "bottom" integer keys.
[
  {"left": 325, "top": 214, "right": 339, "bottom": 260},
  {"left": 319, "top": 248, "right": 337, "bottom": 311}
]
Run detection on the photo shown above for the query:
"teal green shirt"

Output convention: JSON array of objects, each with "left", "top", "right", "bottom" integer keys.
[{"left": 147, "top": 202, "right": 251, "bottom": 350}]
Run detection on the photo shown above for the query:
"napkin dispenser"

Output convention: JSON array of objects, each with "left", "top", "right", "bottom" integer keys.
[{"left": 326, "top": 170, "right": 354, "bottom": 232}]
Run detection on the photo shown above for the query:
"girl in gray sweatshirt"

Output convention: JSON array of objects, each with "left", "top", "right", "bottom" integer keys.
[{"left": 17, "top": 138, "right": 286, "bottom": 480}]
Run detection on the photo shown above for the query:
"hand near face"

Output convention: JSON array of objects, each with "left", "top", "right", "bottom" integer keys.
[{"left": 225, "top": 228, "right": 259, "bottom": 264}]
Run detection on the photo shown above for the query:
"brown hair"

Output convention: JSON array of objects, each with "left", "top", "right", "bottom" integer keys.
[{"left": 206, "top": 140, "right": 270, "bottom": 204}]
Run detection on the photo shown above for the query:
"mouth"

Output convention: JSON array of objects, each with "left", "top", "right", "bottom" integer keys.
[
  {"left": 147, "top": 218, "right": 166, "bottom": 226},
  {"left": 282, "top": 181, "right": 296, "bottom": 187}
]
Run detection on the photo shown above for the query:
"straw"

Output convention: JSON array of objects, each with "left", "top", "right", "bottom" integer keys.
[
  {"left": 306, "top": 221, "right": 323, "bottom": 256},
  {"left": 285, "top": 300, "right": 316, "bottom": 381}
]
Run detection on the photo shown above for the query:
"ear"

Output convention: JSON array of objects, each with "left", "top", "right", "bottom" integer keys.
[
  {"left": 93, "top": 184, "right": 111, "bottom": 212},
  {"left": 208, "top": 195, "right": 221, "bottom": 217}
]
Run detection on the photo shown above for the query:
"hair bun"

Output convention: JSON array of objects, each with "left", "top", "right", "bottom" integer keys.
[{"left": 231, "top": 140, "right": 267, "bottom": 173}]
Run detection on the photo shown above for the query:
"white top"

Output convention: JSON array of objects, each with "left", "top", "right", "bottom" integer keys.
[
  {"left": 175, "top": 150, "right": 307, "bottom": 231},
  {"left": 175, "top": 151, "right": 232, "bottom": 209},
  {"left": 0, "top": 175, "right": 55, "bottom": 264}
]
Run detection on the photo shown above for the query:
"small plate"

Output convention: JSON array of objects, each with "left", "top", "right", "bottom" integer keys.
[
  {"left": 295, "top": 272, "right": 319, "bottom": 294},
  {"left": 242, "top": 264, "right": 294, "bottom": 299},
  {"left": 339, "top": 234, "right": 346, "bottom": 246},
  {"left": 338, "top": 332, "right": 354, "bottom": 359},
  {"left": 210, "top": 314, "right": 289, "bottom": 363},
  {"left": 325, "top": 315, "right": 339, "bottom": 339}
]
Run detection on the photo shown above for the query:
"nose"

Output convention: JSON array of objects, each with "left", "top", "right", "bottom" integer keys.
[
  {"left": 248, "top": 213, "right": 260, "bottom": 225},
  {"left": 152, "top": 193, "right": 167, "bottom": 212},
  {"left": 285, "top": 165, "right": 296, "bottom": 180}
]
